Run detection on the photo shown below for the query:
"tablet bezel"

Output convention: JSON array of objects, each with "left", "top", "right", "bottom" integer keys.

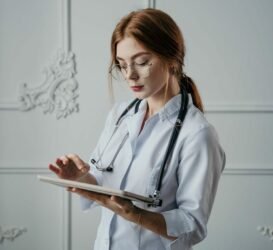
[{"left": 38, "top": 175, "right": 154, "bottom": 204}]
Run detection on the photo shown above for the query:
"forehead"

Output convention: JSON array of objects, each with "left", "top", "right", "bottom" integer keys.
[{"left": 116, "top": 36, "right": 150, "bottom": 60}]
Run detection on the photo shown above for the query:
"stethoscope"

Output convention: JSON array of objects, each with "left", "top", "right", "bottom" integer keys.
[{"left": 91, "top": 85, "right": 189, "bottom": 206}]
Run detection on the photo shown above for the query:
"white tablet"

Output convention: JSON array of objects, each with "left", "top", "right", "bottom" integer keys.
[{"left": 37, "top": 175, "right": 154, "bottom": 204}]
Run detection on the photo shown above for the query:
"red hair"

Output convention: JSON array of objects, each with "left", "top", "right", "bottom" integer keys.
[{"left": 110, "top": 8, "right": 203, "bottom": 112}]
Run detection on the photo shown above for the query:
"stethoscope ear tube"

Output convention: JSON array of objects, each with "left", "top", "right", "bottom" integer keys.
[
  {"left": 152, "top": 86, "right": 189, "bottom": 207},
  {"left": 92, "top": 98, "right": 142, "bottom": 173},
  {"left": 115, "top": 98, "right": 141, "bottom": 126}
]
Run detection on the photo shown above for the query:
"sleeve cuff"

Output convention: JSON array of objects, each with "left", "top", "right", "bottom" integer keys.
[
  {"left": 159, "top": 234, "right": 191, "bottom": 250},
  {"left": 161, "top": 209, "right": 207, "bottom": 246},
  {"left": 161, "top": 209, "right": 196, "bottom": 237}
]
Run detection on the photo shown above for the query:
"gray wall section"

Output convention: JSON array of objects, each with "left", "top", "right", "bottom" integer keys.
[{"left": 0, "top": 0, "right": 272, "bottom": 249}]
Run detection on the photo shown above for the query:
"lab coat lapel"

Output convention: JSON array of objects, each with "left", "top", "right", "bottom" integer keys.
[{"left": 125, "top": 101, "right": 147, "bottom": 153}]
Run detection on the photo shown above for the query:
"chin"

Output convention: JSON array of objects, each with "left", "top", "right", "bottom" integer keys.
[{"left": 133, "top": 92, "right": 148, "bottom": 100}]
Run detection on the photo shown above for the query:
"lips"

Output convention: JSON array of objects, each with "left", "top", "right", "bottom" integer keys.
[{"left": 131, "top": 85, "right": 144, "bottom": 92}]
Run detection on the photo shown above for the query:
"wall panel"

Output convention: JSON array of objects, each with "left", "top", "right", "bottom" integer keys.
[
  {"left": 195, "top": 175, "right": 273, "bottom": 250},
  {"left": 0, "top": 171, "right": 65, "bottom": 250},
  {"left": 156, "top": 0, "right": 273, "bottom": 249}
]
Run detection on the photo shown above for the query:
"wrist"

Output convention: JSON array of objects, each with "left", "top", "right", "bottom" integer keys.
[
  {"left": 128, "top": 205, "right": 142, "bottom": 225},
  {"left": 76, "top": 172, "right": 90, "bottom": 182}
]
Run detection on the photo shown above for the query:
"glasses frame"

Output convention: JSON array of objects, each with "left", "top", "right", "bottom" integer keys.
[{"left": 109, "top": 61, "right": 153, "bottom": 80}]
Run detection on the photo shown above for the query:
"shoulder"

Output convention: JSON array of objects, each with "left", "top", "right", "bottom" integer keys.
[
  {"left": 180, "top": 105, "right": 225, "bottom": 170},
  {"left": 182, "top": 104, "right": 219, "bottom": 144},
  {"left": 183, "top": 105, "right": 226, "bottom": 172},
  {"left": 104, "top": 99, "right": 134, "bottom": 126}
]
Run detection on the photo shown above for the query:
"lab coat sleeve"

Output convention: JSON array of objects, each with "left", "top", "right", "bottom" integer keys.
[
  {"left": 160, "top": 125, "right": 226, "bottom": 248},
  {"left": 80, "top": 103, "right": 122, "bottom": 211}
]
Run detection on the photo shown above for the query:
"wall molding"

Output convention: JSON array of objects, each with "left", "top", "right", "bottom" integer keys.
[
  {"left": 146, "top": 0, "right": 156, "bottom": 8},
  {"left": 1, "top": 102, "right": 273, "bottom": 114},
  {"left": 0, "top": 0, "right": 79, "bottom": 119},
  {"left": 62, "top": 190, "right": 71, "bottom": 250},
  {"left": 0, "top": 101, "right": 20, "bottom": 110},
  {"left": 223, "top": 168, "right": 273, "bottom": 175},
  {"left": 205, "top": 104, "right": 273, "bottom": 113},
  {"left": 1, "top": 165, "right": 273, "bottom": 176}
]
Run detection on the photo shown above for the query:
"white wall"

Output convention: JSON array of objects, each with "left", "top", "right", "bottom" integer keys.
[{"left": 0, "top": 0, "right": 272, "bottom": 249}]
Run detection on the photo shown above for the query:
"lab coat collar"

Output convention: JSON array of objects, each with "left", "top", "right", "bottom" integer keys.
[
  {"left": 135, "top": 93, "right": 193, "bottom": 122},
  {"left": 124, "top": 93, "right": 193, "bottom": 152}
]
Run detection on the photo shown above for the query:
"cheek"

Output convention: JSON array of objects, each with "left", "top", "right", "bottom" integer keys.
[{"left": 147, "top": 67, "right": 167, "bottom": 86}]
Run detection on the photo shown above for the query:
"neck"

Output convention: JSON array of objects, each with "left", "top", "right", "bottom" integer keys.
[{"left": 146, "top": 77, "right": 180, "bottom": 117}]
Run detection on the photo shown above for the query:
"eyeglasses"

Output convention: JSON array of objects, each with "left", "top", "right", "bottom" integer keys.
[{"left": 110, "top": 61, "right": 153, "bottom": 80}]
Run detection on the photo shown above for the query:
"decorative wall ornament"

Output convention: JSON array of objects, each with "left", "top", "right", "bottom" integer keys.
[
  {"left": 19, "top": 50, "right": 79, "bottom": 119},
  {"left": 257, "top": 225, "right": 273, "bottom": 241},
  {"left": 0, "top": 0, "right": 79, "bottom": 119},
  {"left": 17, "top": 0, "right": 79, "bottom": 119},
  {"left": 0, "top": 226, "right": 27, "bottom": 243}
]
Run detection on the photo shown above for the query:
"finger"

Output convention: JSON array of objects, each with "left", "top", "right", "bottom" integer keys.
[
  {"left": 110, "top": 196, "right": 124, "bottom": 209},
  {"left": 111, "top": 196, "right": 133, "bottom": 209},
  {"left": 80, "top": 164, "right": 90, "bottom": 174},
  {"left": 110, "top": 196, "right": 136, "bottom": 215},
  {"left": 66, "top": 154, "right": 90, "bottom": 173},
  {"left": 73, "top": 189, "right": 109, "bottom": 204},
  {"left": 49, "top": 164, "right": 60, "bottom": 175},
  {"left": 59, "top": 155, "right": 70, "bottom": 165},
  {"left": 55, "top": 158, "right": 65, "bottom": 168}
]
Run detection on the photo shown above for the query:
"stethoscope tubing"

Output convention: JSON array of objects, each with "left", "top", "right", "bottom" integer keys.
[
  {"left": 91, "top": 85, "right": 188, "bottom": 206},
  {"left": 154, "top": 86, "right": 188, "bottom": 198},
  {"left": 91, "top": 98, "right": 141, "bottom": 172}
]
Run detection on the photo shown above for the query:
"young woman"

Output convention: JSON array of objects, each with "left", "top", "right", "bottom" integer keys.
[{"left": 49, "top": 8, "right": 226, "bottom": 250}]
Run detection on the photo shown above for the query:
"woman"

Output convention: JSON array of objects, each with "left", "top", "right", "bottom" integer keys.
[{"left": 49, "top": 8, "right": 226, "bottom": 250}]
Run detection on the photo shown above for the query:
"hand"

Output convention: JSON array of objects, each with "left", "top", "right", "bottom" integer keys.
[
  {"left": 49, "top": 154, "right": 90, "bottom": 181},
  {"left": 70, "top": 188, "right": 139, "bottom": 222}
]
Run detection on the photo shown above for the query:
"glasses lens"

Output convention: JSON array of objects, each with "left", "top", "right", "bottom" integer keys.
[
  {"left": 110, "top": 63, "right": 152, "bottom": 80},
  {"left": 110, "top": 65, "right": 125, "bottom": 81},
  {"left": 135, "top": 63, "right": 151, "bottom": 78}
]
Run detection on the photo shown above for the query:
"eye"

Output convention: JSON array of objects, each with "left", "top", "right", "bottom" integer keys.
[{"left": 135, "top": 60, "right": 149, "bottom": 66}]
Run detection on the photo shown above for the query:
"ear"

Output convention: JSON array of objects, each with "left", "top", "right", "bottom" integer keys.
[{"left": 169, "top": 65, "right": 176, "bottom": 75}]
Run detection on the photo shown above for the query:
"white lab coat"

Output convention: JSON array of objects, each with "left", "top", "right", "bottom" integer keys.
[{"left": 81, "top": 94, "right": 226, "bottom": 250}]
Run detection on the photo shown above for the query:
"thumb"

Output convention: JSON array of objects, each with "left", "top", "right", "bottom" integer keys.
[
  {"left": 111, "top": 196, "right": 130, "bottom": 209},
  {"left": 81, "top": 163, "right": 90, "bottom": 173}
]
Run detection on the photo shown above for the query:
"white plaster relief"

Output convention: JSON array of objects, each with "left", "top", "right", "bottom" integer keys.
[
  {"left": 0, "top": 226, "right": 27, "bottom": 243},
  {"left": 257, "top": 225, "right": 273, "bottom": 241},
  {"left": 19, "top": 50, "right": 79, "bottom": 119}
]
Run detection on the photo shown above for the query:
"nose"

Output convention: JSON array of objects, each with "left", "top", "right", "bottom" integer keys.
[{"left": 126, "top": 65, "right": 139, "bottom": 80}]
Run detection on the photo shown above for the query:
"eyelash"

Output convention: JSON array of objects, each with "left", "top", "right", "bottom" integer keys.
[{"left": 119, "top": 60, "right": 149, "bottom": 69}]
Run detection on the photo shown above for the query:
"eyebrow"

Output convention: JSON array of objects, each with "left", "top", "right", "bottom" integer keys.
[{"left": 116, "top": 52, "right": 151, "bottom": 61}]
